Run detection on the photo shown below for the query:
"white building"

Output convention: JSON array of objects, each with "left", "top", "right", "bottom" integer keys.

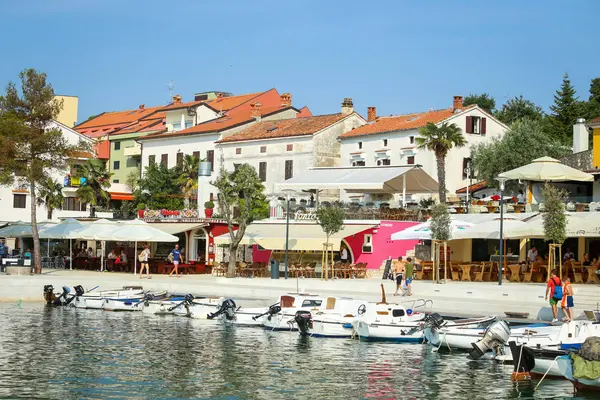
[
  {"left": 219, "top": 98, "right": 366, "bottom": 198},
  {"left": 0, "top": 120, "right": 112, "bottom": 226},
  {"left": 138, "top": 89, "right": 303, "bottom": 211},
  {"left": 338, "top": 96, "right": 508, "bottom": 203}
]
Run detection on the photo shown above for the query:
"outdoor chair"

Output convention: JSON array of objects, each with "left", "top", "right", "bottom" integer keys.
[
  {"left": 522, "top": 266, "right": 533, "bottom": 283},
  {"left": 473, "top": 264, "right": 486, "bottom": 282},
  {"left": 213, "top": 262, "right": 227, "bottom": 277}
]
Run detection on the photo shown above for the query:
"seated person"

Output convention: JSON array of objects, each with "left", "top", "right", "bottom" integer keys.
[
  {"left": 77, "top": 249, "right": 87, "bottom": 257},
  {"left": 107, "top": 249, "right": 118, "bottom": 260},
  {"left": 120, "top": 251, "right": 128, "bottom": 264},
  {"left": 87, "top": 247, "right": 94, "bottom": 258},
  {"left": 563, "top": 248, "right": 575, "bottom": 262},
  {"left": 583, "top": 253, "right": 591, "bottom": 266}
]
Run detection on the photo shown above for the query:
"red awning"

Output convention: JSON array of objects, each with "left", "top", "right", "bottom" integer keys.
[{"left": 110, "top": 193, "right": 134, "bottom": 201}]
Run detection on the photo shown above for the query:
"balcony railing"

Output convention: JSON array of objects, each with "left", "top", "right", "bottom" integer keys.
[{"left": 124, "top": 143, "right": 141, "bottom": 157}]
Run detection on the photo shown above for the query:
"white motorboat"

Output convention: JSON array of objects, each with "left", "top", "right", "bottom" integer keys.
[
  {"left": 72, "top": 286, "right": 145, "bottom": 310},
  {"left": 424, "top": 314, "right": 510, "bottom": 350},
  {"left": 140, "top": 294, "right": 193, "bottom": 315},
  {"left": 43, "top": 284, "right": 82, "bottom": 307},
  {"left": 262, "top": 294, "right": 329, "bottom": 331},
  {"left": 171, "top": 296, "right": 224, "bottom": 319},
  {"left": 294, "top": 297, "right": 368, "bottom": 338},
  {"left": 507, "top": 341, "right": 568, "bottom": 377},
  {"left": 555, "top": 338, "right": 600, "bottom": 392},
  {"left": 352, "top": 300, "right": 430, "bottom": 342},
  {"left": 211, "top": 299, "right": 276, "bottom": 326},
  {"left": 103, "top": 290, "right": 167, "bottom": 312}
]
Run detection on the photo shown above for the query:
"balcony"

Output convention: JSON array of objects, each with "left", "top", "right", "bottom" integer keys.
[
  {"left": 55, "top": 209, "right": 114, "bottom": 219},
  {"left": 124, "top": 143, "right": 141, "bottom": 157}
]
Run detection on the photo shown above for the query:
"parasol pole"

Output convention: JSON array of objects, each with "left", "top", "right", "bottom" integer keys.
[
  {"left": 101, "top": 240, "right": 104, "bottom": 272},
  {"left": 134, "top": 241, "right": 137, "bottom": 275},
  {"left": 47, "top": 238, "right": 50, "bottom": 258},
  {"left": 69, "top": 239, "right": 72, "bottom": 270}
]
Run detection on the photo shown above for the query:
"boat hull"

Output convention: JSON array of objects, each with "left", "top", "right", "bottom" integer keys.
[
  {"left": 354, "top": 320, "right": 424, "bottom": 342},
  {"left": 223, "top": 308, "right": 268, "bottom": 326}
]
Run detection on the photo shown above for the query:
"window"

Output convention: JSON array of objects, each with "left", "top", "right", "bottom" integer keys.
[
  {"left": 383, "top": 139, "right": 388, "bottom": 147},
  {"left": 193, "top": 151, "right": 200, "bottom": 161},
  {"left": 407, "top": 156, "right": 415, "bottom": 165},
  {"left": 114, "top": 141, "right": 120, "bottom": 150},
  {"left": 185, "top": 120, "right": 193, "bottom": 129},
  {"left": 113, "top": 160, "right": 120, "bottom": 170},
  {"left": 236, "top": 148, "right": 242, "bottom": 155},
  {"left": 462, "top": 158, "right": 472, "bottom": 180},
  {"left": 352, "top": 161, "right": 366, "bottom": 167},
  {"left": 62, "top": 197, "right": 87, "bottom": 212},
  {"left": 285, "top": 160, "right": 293, "bottom": 180},
  {"left": 13, "top": 194, "right": 26, "bottom": 209},
  {"left": 149, "top": 155, "right": 156, "bottom": 165},
  {"left": 172, "top": 122, "right": 181, "bottom": 131},
  {"left": 207, "top": 150, "right": 214, "bottom": 171},
  {"left": 409, "top": 136, "right": 415, "bottom": 144},
  {"left": 259, "top": 162, "right": 267, "bottom": 182},
  {"left": 358, "top": 142, "right": 362, "bottom": 150},
  {"left": 377, "top": 159, "right": 391, "bottom": 166},
  {"left": 466, "top": 116, "right": 487, "bottom": 134},
  {"left": 362, "top": 234, "right": 373, "bottom": 253},
  {"left": 176, "top": 152, "right": 183, "bottom": 168},
  {"left": 161, "top": 154, "right": 168, "bottom": 167},
  {"left": 112, "top": 179, "right": 119, "bottom": 183},
  {"left": 286, "top": 144, "right": 293, "bottom": 152},
  {"left": 301, "top": 300, "right": 322, "bottom": 307},
  {"left": 233, "top": 163, "right": 240, "bottom": 172},
  {"left": 260, "top": 146, "right": 267, "bottom": 153},
  {"left": 392, "top": 309, "right": 406, "bottom": 317}
]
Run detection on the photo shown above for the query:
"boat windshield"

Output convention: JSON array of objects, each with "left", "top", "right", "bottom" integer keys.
[{"left": 301, "top": 300, "right": 322, "bottom": 308}]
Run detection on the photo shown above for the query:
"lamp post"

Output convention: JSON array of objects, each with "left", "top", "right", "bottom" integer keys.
[
  {"left": 495, "top": 176, "right": 509, "bottom": 286},
  {"left": 282, "top": 189, "right": 295, "bottom": 280},
  {"left": 465, "top": 161, "right": 472, "bottom": 213}
]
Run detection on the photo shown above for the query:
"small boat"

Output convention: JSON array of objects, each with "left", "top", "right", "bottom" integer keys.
[
  {"left": 555, "top": 337, "right": 600, "bottom": 392},
  {"left": 262, "top": 293, "right": 330, "bottom": 331},
  {"left": 508, "top": 341, "right": 568, "bottom": 378},
  {"left": 103, "top": 290, "right": 167, "bottom": 311},
  {"left": 351, "top": 285, "right": 431, "bottom": 342},
  {"left": 423, "top": 314, "right": 501, "bottom": 349},
  {"left": 171, "top": 296, "right": 224, "bottom": 319},
  {"left": 43, "top": 285, "right": 82, "bottom": 307},
  {"left": 208, "top": 299, "right": 274, "bottom": 326},
  {"left": 72, "top": 286, "right": 145, "bottom": 310},
  {"left": 140, "top": 293, "right": 192, "bottom": 315},
  {"left": 292, "top": 297, "right": 367, "bottom": 338}
]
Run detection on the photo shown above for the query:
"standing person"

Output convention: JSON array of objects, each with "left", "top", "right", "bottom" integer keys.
[
  {"left": 393, "top": 257, "right": 406, "bottom": 296},
  {"left": 139, "top": 245, "right": 151, "bottom": 279},
  {"left": 583, "top": 253, "right": 591, "bottom": 266},
  {"left": 517, "top": 190, "right": 525, "bottom": 204},
  {"left": 404, "top": 257, "right": 414, "bottom": 296},
  {"left": 340, "top": 246, "right": 348, "bottom": 264},
  {"left": 561, "top": 277, "right": 574, "bottom": 322},
  {"left": 527, "top": 247, "right": 538, "bottom": 263},
  {"left": 169, "top": 244, "right": 183, "bottom": 277},
  {"left": 545, "top": 269, "right": 562, "bottom": 323}
]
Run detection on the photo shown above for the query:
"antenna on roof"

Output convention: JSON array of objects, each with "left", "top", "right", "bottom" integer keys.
[{"left": 165, "top": 80, "right": 175, "bottom": 103}]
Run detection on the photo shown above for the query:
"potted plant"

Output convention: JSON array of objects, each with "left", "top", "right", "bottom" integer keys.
[
  {"left": 136, "top": 203, "right": 146, "bottom": 218},
  {"left": 299, "top": 199, "right": 308, "bottom": 206},
  {"left": 204, "top": 200, "right": 215, "bottom": 218}
]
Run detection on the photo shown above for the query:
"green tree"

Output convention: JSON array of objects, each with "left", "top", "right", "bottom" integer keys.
[
  {"left": 582, "top": 77, "right": 600, "bottom": 120},
  {"left": 178, "top": 154, "right": 200, "bottom": 208},
  {"left": 211, "top": 164, "right": 268, "bottom": 276},
  {"left": 496, "top": 95, "right": 544, "bottom": 125},
  {"left": 316, "top": 205, "right": 345, "bottom": 280},
  {"left": 549, "top": 73, "right": 581, "bottom": 144},
  {"left": 542, "top": 183, "right": 567, "bottom": 268},
  {"left": 0, "top": 69, "right": 84, "bottom": 273},
  {"left": 471, "top": 119, "right": 570, "bottom": 190},
  {"left": 136, "top": 163, "right": 185, "bottom": 210},
  {"left": 75, "top": 160, "right": 112, "bottom": 217},
  {"left": 37, "top": 177, "right": 64, "bottom": 220},
  {"left": 416, "top": 122, "right": 467, "bottom": 203},
  {"left": 126, "top": 169, "right": 140, "bottom": 192},
  {"left": 463, "top": 93, "right": 496, "bottom": 112},
  {"left": 429, "top": 203, "right": 451, "bottom": 283}
]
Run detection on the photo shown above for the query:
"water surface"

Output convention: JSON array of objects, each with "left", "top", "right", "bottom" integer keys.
[{"left": 0, "top": 303, "right": 591, "bottom": 399}]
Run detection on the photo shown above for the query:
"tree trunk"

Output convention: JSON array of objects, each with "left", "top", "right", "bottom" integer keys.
[
  {"left": 436, "top": 153, "right": 447, "bottom": 204},
  {"left": 47, "top": 208, "right": 52, "bottom": 220},
  {"left": 227, "top": 243, "right": 237, "bottom": 277},
  {"left": 30, "top": 181, "right": 41, "bottom": 274}
]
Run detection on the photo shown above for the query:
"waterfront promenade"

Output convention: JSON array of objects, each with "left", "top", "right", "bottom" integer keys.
[{"left": 2, "top": 269, "right": 600, "bottom": 320}]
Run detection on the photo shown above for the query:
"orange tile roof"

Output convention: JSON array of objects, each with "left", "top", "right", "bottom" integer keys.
[
  {"left": 339, "top": 105, "right": 475, "bottom": 138},
  {"left": 77, "top": 123, "right": 130, "bottom": 138},
  {"left": 219, "top": 113, "right": 349, "bottom": 143},
  {"left": 297, "top": 106, "right": 313, "bottom": 118},
  {"left": 159, "top": 100, "right": 204, "bottom": 111},
  {"left": 94, "top": 140, "right": 110, "bottom": 160},
  {"left": 591, "top": 116, "right": 600, "bottom": 124},
  {"left": 75, "top": 106, "right": 164, "bottom": 130},
  {"left": 207, "top": 92, "right": 263, "bottom": 111},
  {"left": 113, "top": 118, "right": 166, "bottom": 135},
  {"left": 456, "top": 180, "right": 488, "bottom": 194}
]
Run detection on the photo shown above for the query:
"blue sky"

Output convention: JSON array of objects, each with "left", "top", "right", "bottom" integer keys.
[{"left": 1, "top": 0, "right": 598, "bottom": 123}]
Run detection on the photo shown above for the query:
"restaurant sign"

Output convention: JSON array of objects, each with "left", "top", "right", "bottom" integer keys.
[{"left": 143, "top": 209, "right": 198, "bottom": 219}]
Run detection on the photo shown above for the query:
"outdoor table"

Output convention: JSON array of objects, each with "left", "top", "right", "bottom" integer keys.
[
  {"left": 585, "top": 266, "right": 600, "bottom": 283},
  {"left": 573, "top": 265, "right": 585, "bottom": 284},
  {"left": 576, "top": 203, "right": 588, "bottom": 212},
  {"left": 508, "top": 265, "right": 521, "bottom": 282},
  {"left": 459, "top": 265, "right": 472, "bottom": 281}
]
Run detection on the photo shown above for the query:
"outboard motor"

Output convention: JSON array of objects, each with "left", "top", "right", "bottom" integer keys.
[
  {"left": 294, "top": 310, "right": 312, "bottom": 336},
  {"left": 53, "top": 286, "right": 71, "bottom": 306},
  {"left": 43, "top": 285, "right": 56, "bottom": 305},
  {"left": 422, "top": 313, "right": 445, "bottom": 332},
  {"left": 468, "top": 320, "right": 511, "bottom": 360},
  {"left": 73, "top": 285, "right": 85, "bottom": 297},
  {"left": 253, "top": 303, "right": 282, "bottom": 321},
  {"left": 207, "top": 299, "right": 237, "bottom": 320},
  {"left": 168, "top": 294, "right": 195, "bottom": 312}
]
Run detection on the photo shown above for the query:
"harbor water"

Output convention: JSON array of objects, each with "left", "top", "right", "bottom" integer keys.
[{"left": 0, "top": 303, "right": 592, "bottom": 399}]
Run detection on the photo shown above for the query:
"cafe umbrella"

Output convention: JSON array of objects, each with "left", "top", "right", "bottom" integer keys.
[
  {"left": 73, "top": 219, "right": 121, "bottom": 272},
  {"left": 39, "top": 219, "right": 86, "bottom": 270}
]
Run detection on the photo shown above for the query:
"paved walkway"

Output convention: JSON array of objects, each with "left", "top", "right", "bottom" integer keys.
[{"left": 3, "top": 269, "right": 600, "bottom": 320}]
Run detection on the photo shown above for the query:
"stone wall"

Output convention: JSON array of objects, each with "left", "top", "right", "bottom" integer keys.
[{"left": 562, "top": 150, "right": 592, "bottom": 171}]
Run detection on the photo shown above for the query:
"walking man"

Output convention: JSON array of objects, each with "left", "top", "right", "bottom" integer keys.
[
  {"left": 169, "top": 244, "right": 183, "bottom": 277},
  {"left": 340, "top": 246, "right": 348, "bottom": 264},
  {"left": 404, "top": 257, "right": 414, "bottom": 296},
  {"left": 561, "top": 277, "right": 574, "bottom": 322},
  {"left": 545, "top": 269, "right": 562, "bottom": 323},
  {"left": 393, "top": 257, "right": 406, "bottom": 296},
  {"left": 139, "top": 245, "right": 151, "bottom": 280}
]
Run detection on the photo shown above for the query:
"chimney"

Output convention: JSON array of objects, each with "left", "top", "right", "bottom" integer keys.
[
  {"left": 280, "top": 93, "right": 292, "bottom": 108},
  {"left": 367, "top": 106, "right": 376, "bottom": 122},
  {"left": 173, "top": 94, "right": 182, "bottom": 104},
  {"left": 251, "top": 102, "right": 262, "bottom": 120},
  {"left": 217, "top": 92, "right": 224, "bottom": 99},
  {"left": 139, "top": 104, "right": 145, "bottom": 110},
  {"left": 573, "top": 118, "right": 589, "bottom": 153},
  {"left": 453, "top": 95, "right": 463, "bottom": 112},
  {"left": 341, "top": 98, "right": 354, "bottom": 115}
]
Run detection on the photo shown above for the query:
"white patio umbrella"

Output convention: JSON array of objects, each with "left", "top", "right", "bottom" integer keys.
[
  {"left": 111, "top": 220, "right": 178, "bottom": 275},
  {"left": 452, "top": 218, "right": 529, "bottom": 240},
  {"left": 74, "top": 219, "right": 121, "bottom": 272},
  {"left": 499, "top": 156, "right": 594, "bottom": 182},
  {"left": 505, "top": 213, "right": 598, "bottom": 239},
  {"left": 39, "top": 218, "right": 86, "bottom": 270},
  {"left": 391, "top": 220, "right": 474, "bottom": 241}
]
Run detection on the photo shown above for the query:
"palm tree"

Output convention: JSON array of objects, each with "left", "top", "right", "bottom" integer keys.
[
  {"left": 416, "top": 122, "right": 467, "bottom": 203},
  {"left": 178, "top": 154, "right": 200, "bottom": 208},
  {"left": 75, "top": 160, "right": 112, "bottom": 217},
  {"left": 37, "top": 177, "right": 64, "bottom": 220}
]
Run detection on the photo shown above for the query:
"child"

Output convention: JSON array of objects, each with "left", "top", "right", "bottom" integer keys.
[{"left": 561, "top": 277, "right": 574, "bottom": 322}]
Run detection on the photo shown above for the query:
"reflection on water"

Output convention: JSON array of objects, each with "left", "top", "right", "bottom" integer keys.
[{"left": 0, "top": 303, "right": 591, "bottom": 399}]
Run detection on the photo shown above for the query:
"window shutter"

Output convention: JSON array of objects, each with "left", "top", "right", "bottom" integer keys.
[
  {"left": 161, "top": 154, "right": 168, "bottom": 166},
  {"left": 176, "top": 152, "right": 183, "bottom": 168},
  {"left": 207, "top": 150, "right": 214, "bottom": 171},
  {"left": 149, "top": 155, "right": 156, "bottom": 165},
  {"left": 259, "top": 162, "right": 267, "bottom": 182},
  {"left": 465, "top": 116, "right": 473, "bottom": 133},
  {"left": 285, "top": 160, "right": 293, "bottom": 180},
  {"left": 193, "top": 151, "right": 200, "bottom": 161},
  {"left": 481, "top": 117, "right": 487, "bottom": 134}
]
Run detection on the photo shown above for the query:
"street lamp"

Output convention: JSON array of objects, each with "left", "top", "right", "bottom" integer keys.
[
  {"left": 495, "top": 176, "right": 509, "bottom": 286},
  {"left": 282, "top": 189, "right": 295, "bottom": 280}
]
